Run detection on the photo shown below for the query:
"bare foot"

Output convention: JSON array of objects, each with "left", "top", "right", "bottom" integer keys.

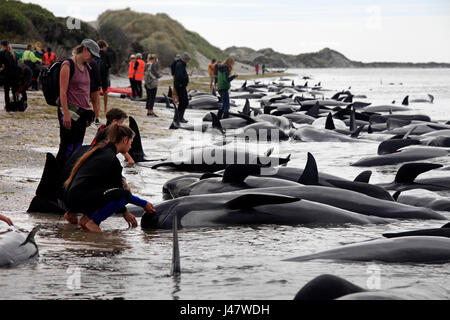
[
  {"left": 78, "top": 215, "right": 89, "bottom": 230},
  {"left": 64, "top": 211, "right": 78, "bottom": 224},
  {"left": 85, "top": 219, "right": 102, "bottom": 232}
]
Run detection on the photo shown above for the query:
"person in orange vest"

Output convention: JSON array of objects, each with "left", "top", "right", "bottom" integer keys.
[
  {"left": 134, "top": 53, "right": 145, "bottom": 98},
  {"left": 128, "top": 54, "right": 137, "bottom": 98},
  {"left": 42, "top": 47, "right": 57, "bottom": 68}
]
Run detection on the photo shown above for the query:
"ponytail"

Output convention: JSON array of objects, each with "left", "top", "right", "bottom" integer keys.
[
  {"left": 6, "top": 45, "right": 15, "bottom": 61},
  {"left": 64, "top": 123, "right": 135, "bottom": 188}
]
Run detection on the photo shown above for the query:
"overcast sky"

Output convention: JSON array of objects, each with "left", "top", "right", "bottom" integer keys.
[{"left": 22, "top": 0, "right": 450, "bottom": 63}]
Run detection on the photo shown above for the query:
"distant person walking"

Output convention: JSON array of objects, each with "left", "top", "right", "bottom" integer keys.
[
  {"left": 42, "top": 48, "right": 57, "bottom": 68},
  {"left": 208, "top": 58, "right": 216, "bottom": 91},
  {"left": 262, "top": 64, "right": 266, "bottom": 75},
  {"left": 217, "top": 57, "right": 238, "bottom": 119},
  {"left": 144, "top": 53, "right": 162, "bottom": 117},
  {"left": 134, "top": 53, "right": 145, "bottom": 98},
  {"left": 0, "top": 40, "right": 19, "bottom": 109},
  {"left": 128, "top": 54, "right": 137, "bottom": 98},
  {"left": 97, "top": 40, "right": 111, "bottom": 113},
  {"left": 56, "top": 39, "right": 99, "bottom": 168},
  {"left": 173, "top": 52, "right": 190, "bottom": 123},
  {"left": 255, "top": 63, "right": 259, "bottom": 75},
  {"left": 22, "top": 44, "right": 41, "bottom": 90}
]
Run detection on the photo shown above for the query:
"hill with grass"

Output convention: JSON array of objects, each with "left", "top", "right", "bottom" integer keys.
[
  {"left": 0, "top": 0, "right": 98, "bottom": 58},
  {"left": 97, "top": 8, "right": 227, "bottom": 73},
  {"left": 225, "top": 46, "right": 450, "bottom": 68}
]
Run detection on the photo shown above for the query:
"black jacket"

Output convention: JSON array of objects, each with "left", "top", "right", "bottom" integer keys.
[
  {"left": 174, "top": 60, "right": 189, "bottom": 88},
  {"left": 67, "top": 143, "right": 123, "bottom": 195}
]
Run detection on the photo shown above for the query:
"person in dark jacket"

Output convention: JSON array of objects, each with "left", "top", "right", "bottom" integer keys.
[
  {"left": 64, "top": 123, "right": 155, "bottom": 232},
  {"left": 0, "top": 40, "right": 19, "bottom": 109},
  {"left": 173, "top": 52, "right": 190, "bottom": 123},
  {"left": 97, "top": 40, "right": 111, "bottom": 113},
  {"left": 170, "top": 53, "right": 181, "bottom": 78},
  {"left": 217, "top": 57, "right": 238, "bottom": 119}
]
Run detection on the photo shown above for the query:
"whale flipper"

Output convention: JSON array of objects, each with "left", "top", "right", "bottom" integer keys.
[
  {"left": 20, "top": 225, "right": 41, "bottom": 247},
  {"left": 298, "top": 153, "right": 319, "bottom": 185},
  {"left": 350, "top": 125, "right": 365, "bottom": 138},
  {"left": 394, "top": 163, "right": 443, "bottom": 184},
  {"left": 211, "top": 112, "right": 225, "bottom": 134},
  {"left": 225, "top": 194, "right": 300, "bottom": 210}
]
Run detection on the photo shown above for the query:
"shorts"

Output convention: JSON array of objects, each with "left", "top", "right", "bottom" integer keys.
[{"left": 100, "top": 75, "right": 110, "bottom": 93}]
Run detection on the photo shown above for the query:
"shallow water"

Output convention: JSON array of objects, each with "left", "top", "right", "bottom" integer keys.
[{"left": 1, "top": 68, "right": 450, "bottom": 300}]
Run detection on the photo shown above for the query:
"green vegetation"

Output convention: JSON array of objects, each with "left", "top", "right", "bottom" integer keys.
[
  {"left": 98, "top": 8, "right": 226, "bottom": 71},
  {"left": 0, "top": 0, "right": 98, "bottom": 58}
]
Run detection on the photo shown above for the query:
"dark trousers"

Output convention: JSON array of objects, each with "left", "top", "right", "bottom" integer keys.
[
  {"left": 145, "top": 87, "right": 157, "bottom": 111},
  {"left": 130, "top": 78, "right": 138, "bottom": 97},
  {"left": 66, "top": 187, "right": 129, "bottom": 226},
  {"left": 177, "top": 86, "right": 188, "bottom": 120},
  {"left": 218, "top": 89, "right": 230, "bottom": 113},
  {"left": 56, "top": 107, "right": 94, "bottom": 168},
  {"left": 4, "top": 82, "right": 18, "bottom": 106}
]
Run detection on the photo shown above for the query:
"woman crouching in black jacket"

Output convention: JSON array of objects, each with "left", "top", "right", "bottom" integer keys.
[{"left": 64, "top": 123, "right": 155, "bottom": 232}]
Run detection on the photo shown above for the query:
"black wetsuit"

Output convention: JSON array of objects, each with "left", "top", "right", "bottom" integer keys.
[{"left": 65, "top": 143, "right": 146, "bottom": 225}]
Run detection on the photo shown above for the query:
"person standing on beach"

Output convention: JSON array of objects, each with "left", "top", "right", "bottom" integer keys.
[
  {"left": 56, "top": 39, "right": 98, "bottom": 168},
  {"left": 97, "top": 40, "right": 111, "bottom": 114},
  {"left": 208, "top": 58, "right": 216, "bottom": 91},
  {"left": 217, "top": 57, "right": 238, "bottom": 119},
  {"left": 173, "top": 52, "right": 190, "bottom": 123},
  {"left": 144, "top": 54, "right": 162, "bottom": 117},
  {"left": 42, "top": 48, "right": 57, "bottom": 68},
  {"left": 128, "top": 54, "right": 138, "bottom": 98},
  {"left": 255, "top": 63, "right": 259, "bottom": 75},
  {"left": 262, "top": 64, "right": 266, "bottom": 75},
  {"left": 134, "top": 53, "right": 145, "bottom": 98},
  {"left": 22, "top": 44, "right": 41, "bottom": 90},
  {"left": 0, "top": 40, "right": 19, "bottom": 109}
]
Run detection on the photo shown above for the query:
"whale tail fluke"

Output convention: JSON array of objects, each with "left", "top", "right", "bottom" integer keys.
[
  {"left": 394, "top": 163, "right": 443, "bottom": 184},
  {"left": 428, "top": 94, "right": 434, "bottom": 103}
]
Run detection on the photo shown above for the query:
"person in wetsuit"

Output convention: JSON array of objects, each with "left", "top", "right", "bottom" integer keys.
[{"left": 63, "top": 123, "right": 155, "bottom": 232}]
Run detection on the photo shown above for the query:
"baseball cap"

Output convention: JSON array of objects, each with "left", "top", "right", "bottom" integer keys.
[
  {"left": 81, "top": 39, "right": 100, "bottom": 58},
  {"left": 175, "top": 54, "right": 181, "bottom": 60},
  {"left": 130, "top": 54, "right": 136, "bottom": 59},
  {"left": 136, "top": 53, "right": 143, "bottom": 59}
]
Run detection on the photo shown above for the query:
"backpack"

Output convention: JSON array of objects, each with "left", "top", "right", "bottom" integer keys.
[
  {"left": 41, "top": 58, "right": 75, "bottom": 106},
  {"left": 144, "top": 63, "right": 158, "bottom": 89}
]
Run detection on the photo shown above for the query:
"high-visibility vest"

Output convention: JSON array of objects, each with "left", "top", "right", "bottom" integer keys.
[
  {"left": 42, "top": 52, "right": 56, "bottom": 67},
  {"left": 134, "top": 59, "right": 145, "bottom": 81},
  {"left": 128, "top": 61, "right": 135, "bottom": 79}
]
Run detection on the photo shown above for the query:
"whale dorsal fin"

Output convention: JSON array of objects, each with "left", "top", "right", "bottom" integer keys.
[
  {"left": 211, "top": 112, "right": 225, "bottom": 134},
  {"left": 349, "top": 105, "right": 356, "bottom": 132},
  {"left": 225, "top": 194, "right": 300, "bottom": 210},
  {"left": 306, "top": 104, "right": 319, "bottom": 118},
  {"left": 325, "top": 113, "right": 335, "bottom": 130},
  {"left": 441, "top": 222, "right": 450, "bottom": 228},
  {"left": 299, "top": 152, "right": 319, "bottom": 185},
  {"left": 128, "top": 116, "right": 146, "bottom": 162},
  {"left": 242, "top": 99, "right": 251, "bottom": 116},
  {"left": 222, "top": 164, "right": 261, "bottom": 183},
  {"left": 402, "top": 95, "right": 409, "bottom": 106},
  {"left": 394, "top": 163, "right": 443, "bottom": 184},
  {"left": 264, "top": 147, "right": 274, "bottom": 157},
  {"left": 354, "top": 170, "right": 372, "bottom": 183},
  {"left": 20, "top": 226, "right": 41, "bottom": 247},
  {"left": 169, "top": 104, "right": 180, "bottom": 129},
  {"left": 350, "top": 125, "right": 365, "bottom": 139}
]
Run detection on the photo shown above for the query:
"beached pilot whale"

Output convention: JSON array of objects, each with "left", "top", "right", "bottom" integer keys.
[
  {"left": 141, "top": 192, "right": 388, "bottom": 229},
  {"left": 284, "top": 236, "right": 450, "bottom": 263},
  {"left": 293, "top": 274, "right": 449, "bottom": 300},
  {"left": 0, "top": 226, "right": 41, "bottom": 267}
]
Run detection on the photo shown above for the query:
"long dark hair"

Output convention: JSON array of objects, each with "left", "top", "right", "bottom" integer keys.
[{"left": 64, "top": 124, "right": 135, "bottom": 187}]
